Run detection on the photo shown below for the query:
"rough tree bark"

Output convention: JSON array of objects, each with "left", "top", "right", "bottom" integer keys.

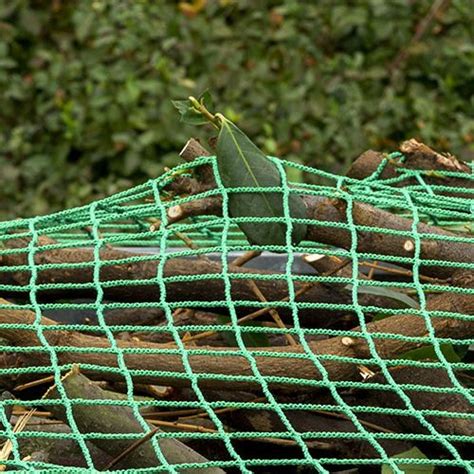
[
  {"left": 346, "top": 139, "right": 473, "bottom": 198},
  {"left": 43, "top": 367, "right": 223, "bottom": 472},
  {"left": 1, "top": 280, "right": 472, "bottom": 392},
  {"left": 164, "top": 139, "right": 474, "bottom": 280},
  {"left": 0, "top": 236, "right": 352, "bottom": 327}
]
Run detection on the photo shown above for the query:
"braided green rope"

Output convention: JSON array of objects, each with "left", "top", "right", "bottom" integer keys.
[
  {"left": 28, "top": 217, "right": 94, "bottom": 469},
  {"left": 216, "top": 159, "right": 326, "bottom": 472},
  {"left": 343, "top": 184, "right": 465, "bottom": 470},
  {"left": 153, "top": 179, "right": 249, "bottom": 473},
  {"left": 0, "top": 152, "right": 472, "bottom": 472}
]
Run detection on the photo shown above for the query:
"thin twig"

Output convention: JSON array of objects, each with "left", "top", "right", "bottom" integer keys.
[
  {"left": 147, "top": 419, "right": 216, "bottom": 433},
  {"left": 0, "top": 408, "right": 37, "bottom": 470},
  {"left": 147, "top": 418, "right": 331, "bottom": 450},
  {"left": 180, "top": 396, "right": 267, "bottom": 421},
  {"left": 359, "top": 261, "right": 443, "bottom": 284},
  {"left": 180, "top": 283, "right": 314, "bottom": 345},
  {"left": 13, "top": 375, "right": 55, "bottom": 392},
  {"left": 173, "top": 231, "right": 213, "bottom": 264},
  {"left": 247, "top": 280, "right": 298, "bottom": 346},
  {"left": 231, "top": 250, "right": 262, "bottom": 267},
  {"left": 389, "top": 0, "right": 451, "bottom": 74},
  {"left": 307, "top": 408, "right": 394, "bottom": 434},
  {"left": 367, "top": 261, "right": 377, "bottom": 280},
  {"left": 252, "top": 437, "right": 332, "bottom": 450},
  {"left": 102, "top": 427, "right": 159, "bottom": 471},
  {"left": 144, "top": 408, "right": 203, "bottom": 419},
  {"left": 181, "top": 259, "right": 351, "bottom": 345},
  {"left": 12, "top": 410, "right": 51, "bottom": 418},
  {"left": 177, "top": 392, "right": 393, "bottom": 435}
]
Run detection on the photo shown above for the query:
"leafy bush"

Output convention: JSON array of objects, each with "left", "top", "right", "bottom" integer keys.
[{"left": 1, "top": 0, "right": 473, "bottom": 218}]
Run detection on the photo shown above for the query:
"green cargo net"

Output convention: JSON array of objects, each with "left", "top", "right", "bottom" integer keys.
[{"left": 0, "top": 152, "right": 473, "bottom": 473}]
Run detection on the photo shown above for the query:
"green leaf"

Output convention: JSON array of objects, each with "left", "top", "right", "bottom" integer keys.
[
  {"left": 453, "top": 344, "right": 470, "bottom": 360},
  {"left": 381, "top": 447, "right": 434, "bottom": 473},
  {"left": 347, "top": 285, "right": 419, "bottom": 309},
  {"left": 180, "top": 108, "right": 209, "bottom": 125},
  {"left": 19, "top": 7, "right": 42, "bottom": 36},
  {"left": 171, "top": 99, "right": 208, "bottom": 125},
  {"left": 398, "top": 343, "right": 461, "bottom": 363},
  {"left": 216, "top": 117, "right": 307, "bottom": 246},
  {"left": 171, "top": 99, "right": 189, "bottom": 116},
  {"left": 198, "top": 89, "right": 214, "bottom": 110}
]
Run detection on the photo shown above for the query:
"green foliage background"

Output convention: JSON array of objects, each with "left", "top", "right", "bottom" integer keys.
[{"left": 1, "top": 0, "right": 473, "bottom": 219}]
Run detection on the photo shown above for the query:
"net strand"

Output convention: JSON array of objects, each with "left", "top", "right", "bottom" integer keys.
[{"left": 0, "top": 152, "right": 472, "bottom": 471}]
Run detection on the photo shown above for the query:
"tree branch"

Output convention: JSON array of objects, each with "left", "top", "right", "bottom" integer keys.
[
  {"left": 347, "top": 139, "right": 473, "bottom": 198},
  {"left": 164, "top": 139, "right": 474, "bottom": 280},
  {"left": 0, "top": 236, "right": 351, "bottom": 327},
  {"left": 1, "top": 284, "right": 472, "bottom": 392},
  {"left": 43, "top": 367, "right": 223, "bottom": 472}
]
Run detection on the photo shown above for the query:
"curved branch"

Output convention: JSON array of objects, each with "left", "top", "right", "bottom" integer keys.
[
  {"left": 347, "top": 139, "right": 473, "bottom": 198},
  {"left": 1, "top": 282, "right": 472, "bottom": 392},
  {"left": 0, "top": 236, "right": 351, "bottom": 327},
  {"left": 165, "top": 139, "right": 474, "bottom": 280}
]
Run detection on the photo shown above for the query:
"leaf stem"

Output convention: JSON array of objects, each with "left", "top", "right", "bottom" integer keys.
[{"left": 188, "top": 96, "right": 220, "bottom": 129}]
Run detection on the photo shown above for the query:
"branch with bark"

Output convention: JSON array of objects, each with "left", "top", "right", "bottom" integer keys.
[
  {"left": 0, "top": 281, "right": 472, "bottom": 392},
  {"left": 43, "top": 366, "right": 223, "bottom": 472},
  {"left": 1, "top": 135, "right": 473, "bottom": 470},
  {"left": 162, "top": 139, "right": 474, "bottom": 280},
  {"left": 347, "top": 139, "right": 473, "bottom": 198},
  {"left": 0, "top": 235, "right": 353, "bottom": 327}
]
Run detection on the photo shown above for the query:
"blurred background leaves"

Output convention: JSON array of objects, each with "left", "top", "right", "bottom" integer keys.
[{"left": 0, "top": 0, "right": 473, "bottom": 218}]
